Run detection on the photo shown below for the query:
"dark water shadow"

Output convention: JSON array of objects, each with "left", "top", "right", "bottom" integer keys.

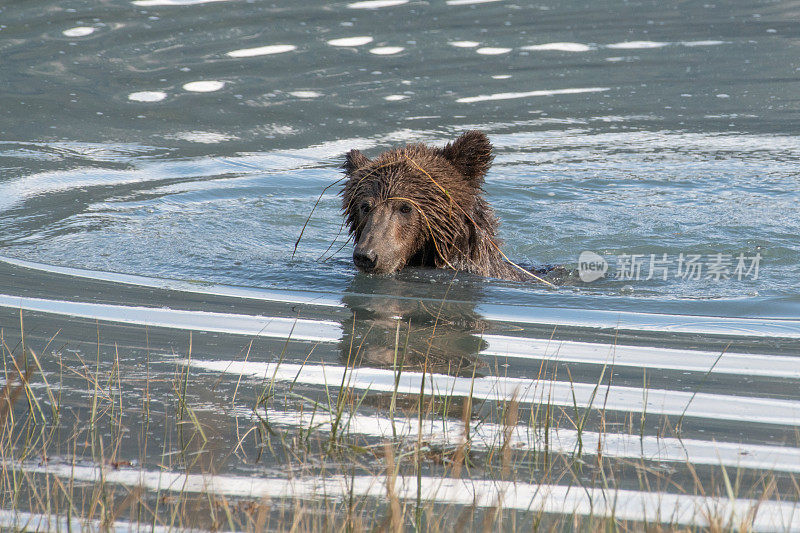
[{"left": 339, "top": 270, "right": 491, "bottom": 377}]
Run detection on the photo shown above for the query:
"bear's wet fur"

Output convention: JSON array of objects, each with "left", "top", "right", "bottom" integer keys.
[{"left": 341, "top": 130, "right": 533, "bottom": 281}]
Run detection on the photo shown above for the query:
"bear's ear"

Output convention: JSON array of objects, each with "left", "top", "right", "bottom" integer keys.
[
  {"left": 342, "top": 149, "right": 371, "bottom": 174},
  {"left": 441, "top": 130, "right": 494, "bottom": 186}
]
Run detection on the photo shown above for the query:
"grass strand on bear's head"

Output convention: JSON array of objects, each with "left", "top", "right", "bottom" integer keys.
[
  {"left": 296, "top": 159, "right": 405, "bottom": 260},
  {"left": 293, "top": 175, "right": 348, "bottom": 260},
  {"left": 316, "top": 221, "right": 352, "bottom": 262},
  {"left": 403, "top": 155, "right": 457, "bottom": 216},
  {"left": 403, "top": 155, "right": 556, "bottom": 288},
  {"left": 388, "top": 195, "right": 456, "bottom": 270}
]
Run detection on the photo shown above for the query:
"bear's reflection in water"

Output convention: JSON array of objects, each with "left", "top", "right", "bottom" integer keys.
[{"left": 340, "top": 271, "right": 489, "bottom": 377}]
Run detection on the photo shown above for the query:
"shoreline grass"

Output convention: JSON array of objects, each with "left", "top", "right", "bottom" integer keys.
[{"left": 1, "top": 306, "right": 799, "bottom": 532}]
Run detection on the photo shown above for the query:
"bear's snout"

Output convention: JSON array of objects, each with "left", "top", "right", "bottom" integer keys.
[
  {"left": 351, "top": 203, "right": 408, "bottom": 275},
  {"left": 353, "top": 248, "right": 378, "bottom": 272}
]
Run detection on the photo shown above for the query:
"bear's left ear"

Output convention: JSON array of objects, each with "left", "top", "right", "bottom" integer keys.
[
  {"left": 342, "top": 149, "right": 371, "bottom": 174},
  {"left": 441, "top": 130, "right": 494, "bottom": 186}
]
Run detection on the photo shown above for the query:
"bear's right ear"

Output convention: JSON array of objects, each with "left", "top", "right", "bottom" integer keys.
[
  {"left": 441, "top": 130, "right": 494, "bottom": 186},
  {"left": 342, "top": 149, "right": 371, "bottom": 174}
]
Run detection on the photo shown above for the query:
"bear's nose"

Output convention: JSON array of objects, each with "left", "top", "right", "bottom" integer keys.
[{"left": 353, "top": 249, "right": 378, "bottom": 271}]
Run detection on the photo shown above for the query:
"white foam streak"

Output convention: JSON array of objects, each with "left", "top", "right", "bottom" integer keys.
[
  {"left": 0, "top": 294, "right": 341, "bottom": 342},
  {"left": 446, "top": 0, "right": 502, "bottom": 4},
  {"left": 347, "top": 0, "right": 407, "bottom": 8},
  {"left": 478, "top": 303, "right": 800, "bottom": 338},
  {"left": 327, "top": 36, "right": 373, "bottom": 47},
  {"left": 681, "top": 40, "right": 726, "bottom": 46},
  {"left": 601, "top": 40, "right": 725, "bottom": 49},
  {"left": 1, "top": 256, "right": 797, "bottom": 338},
  {"left": 0, "top": 136, "right": 381, "bottom": 212},
  {"left": 12, "top": 462, "right": 800, "bottom": 529},
  {"left": 0, "top": 256, "right": 343, "bottom": 307},
  {"left": 482, "top": 335, "right": 800, "bottom": 378},
  {"left": 227, "top": 44, "right": 296, "bottom": 57},
  {"left": 191, "top": 359, "right": 800, "bottom": 426},
  {"left": 448, "top": 40, "right": 480, "bottom": 48},
  {"left": 133, "top": 0, "right": 229, "bottom": 5},
  {"left": 522, "top": 42, "right": 593, "bottom": 52},
  {"left": 128, "top": 91, "right": 167, "bottom": 102},
  {"left": 457, "top": 87, "right": 609, "bottom": 103},
  {"left": 182, "top": 80, "right": 225, "bottom": 92},
  {"left": 606, "top": 40, "right": 670, "bottom": 49},
  {"left": 257, "top": 409, "right": 800, "bottom": 474},
  {"left": 62, "top": 27, "right": 95, "bottom": 37},
  {"left": 369, "top": 46, "right": 405, "bottom": 55},
  {"left": 476, "top": 47, "right": 511, "bottom": 55},
  {"left": 289, "top": 90, "right": 322, "bottom": 98}
]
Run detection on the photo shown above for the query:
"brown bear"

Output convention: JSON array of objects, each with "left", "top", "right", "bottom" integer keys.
[{"left": 341, "top": 130, "right": 549, "bottom": 283}]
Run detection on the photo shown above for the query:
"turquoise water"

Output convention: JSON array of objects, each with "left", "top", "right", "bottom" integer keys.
[
  {"left": 2, "top": 0, "right": 800, "bottom": 310},
  {"left": 2, "top": 0, "right": 800, "bottom": 529}
]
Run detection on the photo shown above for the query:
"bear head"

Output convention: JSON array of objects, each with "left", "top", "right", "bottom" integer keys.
[{"left": 341, "top": 130, "right": 496, "bottom": 275}]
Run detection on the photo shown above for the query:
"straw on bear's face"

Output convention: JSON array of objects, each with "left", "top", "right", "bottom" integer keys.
[{"left": 341, "top": 131, "right": 494, "bottom": 275}]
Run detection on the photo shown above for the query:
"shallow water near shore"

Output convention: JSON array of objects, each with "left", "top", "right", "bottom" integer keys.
[{"left": 2, "top": 0, "right": 800, "bottom": 529}]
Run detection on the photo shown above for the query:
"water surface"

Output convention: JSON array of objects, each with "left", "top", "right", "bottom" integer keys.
[{"left": 2, "top": 0, "right": 800, "bottom": 529}]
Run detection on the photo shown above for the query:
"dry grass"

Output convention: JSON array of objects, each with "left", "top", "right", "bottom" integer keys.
[{"left": 0, "top": 309, "right": 797, "bottom": 532}]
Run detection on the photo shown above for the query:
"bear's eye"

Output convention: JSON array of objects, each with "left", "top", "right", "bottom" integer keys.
[
  {"left": 359, "top": 202, "right": 371, "bottom": 213},
  {"left": 399, "top": 203, "right": 413, "bottom": 215}
]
